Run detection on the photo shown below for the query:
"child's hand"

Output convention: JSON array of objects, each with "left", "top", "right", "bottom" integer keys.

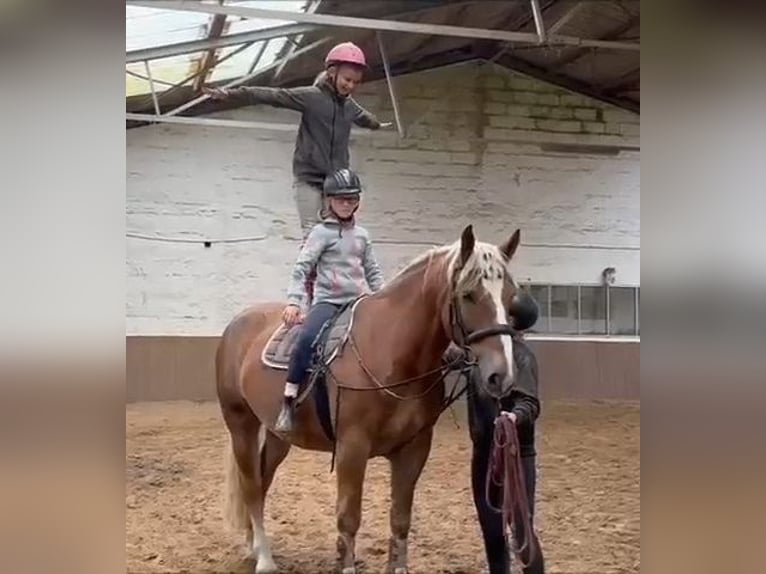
[
  {"left": 282, "top": 304, "right": 303, "bottom": 327},
  {"left": 202, "top": 86, "right": 230, "bottom": 100}
]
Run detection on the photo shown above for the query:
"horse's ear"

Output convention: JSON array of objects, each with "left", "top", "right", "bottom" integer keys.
[
  {"left": 460, "top": 224, "right": 475, "bottom": 267},
  {"left": 500, "top": 229, "right": 521, "bottom": 260}
]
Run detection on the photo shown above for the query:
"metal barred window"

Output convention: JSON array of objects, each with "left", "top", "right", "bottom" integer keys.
[{"left": 520, "top": 283, "right": 639, "bottom": 337}]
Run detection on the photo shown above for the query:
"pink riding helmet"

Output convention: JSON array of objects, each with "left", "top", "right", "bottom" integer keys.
[{"left": 324, "top": 42, "right": 367, "bottom": 68}]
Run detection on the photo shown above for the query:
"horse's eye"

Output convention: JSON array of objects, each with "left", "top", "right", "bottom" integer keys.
[{"left": 463, "top": 293, "right": 475, "bottom": 304}]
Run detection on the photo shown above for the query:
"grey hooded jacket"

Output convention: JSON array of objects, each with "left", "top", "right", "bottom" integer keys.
[
  {"left": 228, "top": 73, "right": 381, "bottom": 185},
  {"left": 286, "top": 214, "right": 384, "bottom": 309}
]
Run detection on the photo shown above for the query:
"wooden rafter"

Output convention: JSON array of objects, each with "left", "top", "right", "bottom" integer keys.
[{"left": 192, "top": 9, "right": 228, "bottom": 92}]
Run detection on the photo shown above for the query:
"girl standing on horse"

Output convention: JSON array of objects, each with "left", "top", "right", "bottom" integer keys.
[
  {"left": 204, "top": 42, "right": 390, "bottom": 237},
  {"left": 274, "top": 168, "right": 384, "bottom": 432}
]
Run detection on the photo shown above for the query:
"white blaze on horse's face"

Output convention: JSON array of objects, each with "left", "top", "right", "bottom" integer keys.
[
  {"left": 453, "top": 225, "right": 522, "bottom": 398},
  {"left": 476, "top": 246, "right": 515, "bottom": 391},
  {"left": 482, "top": 259, "right": 515, "bottom": 387}
]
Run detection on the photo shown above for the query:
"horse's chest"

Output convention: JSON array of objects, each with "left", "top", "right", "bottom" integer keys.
[{"left": 361, "top": 402, "right": 434, "bottom": 454}]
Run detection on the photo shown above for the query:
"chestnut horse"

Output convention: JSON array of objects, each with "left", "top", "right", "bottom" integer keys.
[{"left": 216, "top": 224, "right": 536, "bottom": 573}]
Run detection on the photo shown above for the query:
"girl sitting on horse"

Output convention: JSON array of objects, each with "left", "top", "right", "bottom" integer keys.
[
  {"left": 204, "top": 42, "right": 390, "bottom": 237},
  {"left": 275, "top": 168, "right": 384, "bottom": 432}
]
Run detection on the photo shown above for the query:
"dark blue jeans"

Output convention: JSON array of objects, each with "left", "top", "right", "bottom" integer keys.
[{"left": 286, "top": 302, "right": 340, "bottom": 385}]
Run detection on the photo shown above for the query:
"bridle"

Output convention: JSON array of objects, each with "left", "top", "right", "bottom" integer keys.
[
  {"left": 448, "top": 288, "right": 519, "bottom": 400},
  {"left": 451, "top": 298, "right": 519, "bottom": 345}
]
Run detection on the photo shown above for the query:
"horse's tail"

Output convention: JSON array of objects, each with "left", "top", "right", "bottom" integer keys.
[{"left": 223, "top": 435, "right": 251, "bottom": 532}]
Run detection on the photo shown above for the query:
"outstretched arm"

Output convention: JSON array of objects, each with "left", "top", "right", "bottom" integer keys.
[
  {"left": 348, "top": 97, "right": 382, "bottom": 129},
  {"left": 208, "top": 85, "right": 313, "bottom": 111}
]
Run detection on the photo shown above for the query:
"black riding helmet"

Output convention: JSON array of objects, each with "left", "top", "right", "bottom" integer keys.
[{"left": 323, "top": 168, "right": 362, "bottom": 197}]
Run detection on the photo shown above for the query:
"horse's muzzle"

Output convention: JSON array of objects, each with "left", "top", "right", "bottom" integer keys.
[{"left": 476, "top": 354, "right": 516, "bottom": 400}]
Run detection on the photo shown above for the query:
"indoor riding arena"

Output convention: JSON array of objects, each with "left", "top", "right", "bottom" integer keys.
[{"left": 126, "top": 2, "right": 640, "bottom": 573}]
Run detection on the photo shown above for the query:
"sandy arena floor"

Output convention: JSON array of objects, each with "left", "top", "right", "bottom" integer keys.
[{"left": 126, "top": 400, "right": 639, "bottom": 574}]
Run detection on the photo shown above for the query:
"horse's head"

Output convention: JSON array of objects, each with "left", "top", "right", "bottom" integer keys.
[{"left": 446, "top": 225, "right": 538, "bottom": 399}]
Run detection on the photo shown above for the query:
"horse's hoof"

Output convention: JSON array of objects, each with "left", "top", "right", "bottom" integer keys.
[
  {"left": 341, "top": 567, "right": 357, "bottom": 574},
  {"left": 255, "top": 553, "right": 279, "bottom": 574},
  {"left": 393, "top": 568, "right": 408, "bottom": 574},
  {"left": 255, "top": 556, "right": 278, "bottom": 573}
]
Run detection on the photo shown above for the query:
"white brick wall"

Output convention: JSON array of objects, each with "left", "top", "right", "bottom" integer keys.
[{"left": 127, "top": 62, "right": 639, "bottom": 335}]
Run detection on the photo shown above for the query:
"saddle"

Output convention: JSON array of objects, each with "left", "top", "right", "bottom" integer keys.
[{"left": 260, "top": 298, "right": 364, "bottom": 439}]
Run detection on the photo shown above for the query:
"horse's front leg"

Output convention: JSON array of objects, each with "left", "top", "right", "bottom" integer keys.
[
  {"left": 335, "top": 433, "right": 370, "bottom": 574},
  {"left": 386, "top": 427, "right": 434, "bottom": 574}
]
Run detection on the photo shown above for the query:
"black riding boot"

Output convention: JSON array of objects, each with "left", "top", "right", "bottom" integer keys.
[{"left": 511, "top": 455, "right": 545, "bottom": 574}]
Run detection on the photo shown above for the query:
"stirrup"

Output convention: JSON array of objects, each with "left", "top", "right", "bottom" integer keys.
[{"left": 274, "top": 399, "right": 294, "bottom": 433}]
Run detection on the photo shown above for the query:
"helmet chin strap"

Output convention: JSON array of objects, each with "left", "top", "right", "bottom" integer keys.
[
  {"left": 327, "top": 66, "right": 348, "bottom": 98},
  {"left": 326, "top": 67, "right": 337, "bottom": 92}
]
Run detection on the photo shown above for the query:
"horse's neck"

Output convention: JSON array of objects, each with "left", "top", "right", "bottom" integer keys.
[{"left": 369, "top": 257, "right": 452, "bottom": 371}]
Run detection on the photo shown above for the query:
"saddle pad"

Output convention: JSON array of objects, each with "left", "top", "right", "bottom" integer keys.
[{"left": 260, "top": 298, "right": 362, "bottom": 371}]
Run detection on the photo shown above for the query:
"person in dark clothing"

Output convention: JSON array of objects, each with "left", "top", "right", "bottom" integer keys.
[
  {"left": 445, "top": 329, "right": 545, "bottom": 574},
  {"left": 203, "top": 42, "right": 390, "bottom": 238},
  {"left": 466, "top": 334, "right": 545, "bottom": 574}
]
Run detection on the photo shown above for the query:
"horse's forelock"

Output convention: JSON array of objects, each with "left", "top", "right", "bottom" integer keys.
[{"left": 449, "top": 241, "right": 507, "bottom": 295}]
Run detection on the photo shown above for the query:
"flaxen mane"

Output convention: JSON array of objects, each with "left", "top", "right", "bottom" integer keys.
[{"left": 387, "top": 239, "right": 510, "bottom": 297}]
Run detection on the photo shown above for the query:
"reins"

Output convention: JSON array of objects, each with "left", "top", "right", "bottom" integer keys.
[
  {"left": 486, "top": 410, "right": 536, "bottom": 568},
  {"left": 338, "top": 330, "right": 468, "bottom": 399}
]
